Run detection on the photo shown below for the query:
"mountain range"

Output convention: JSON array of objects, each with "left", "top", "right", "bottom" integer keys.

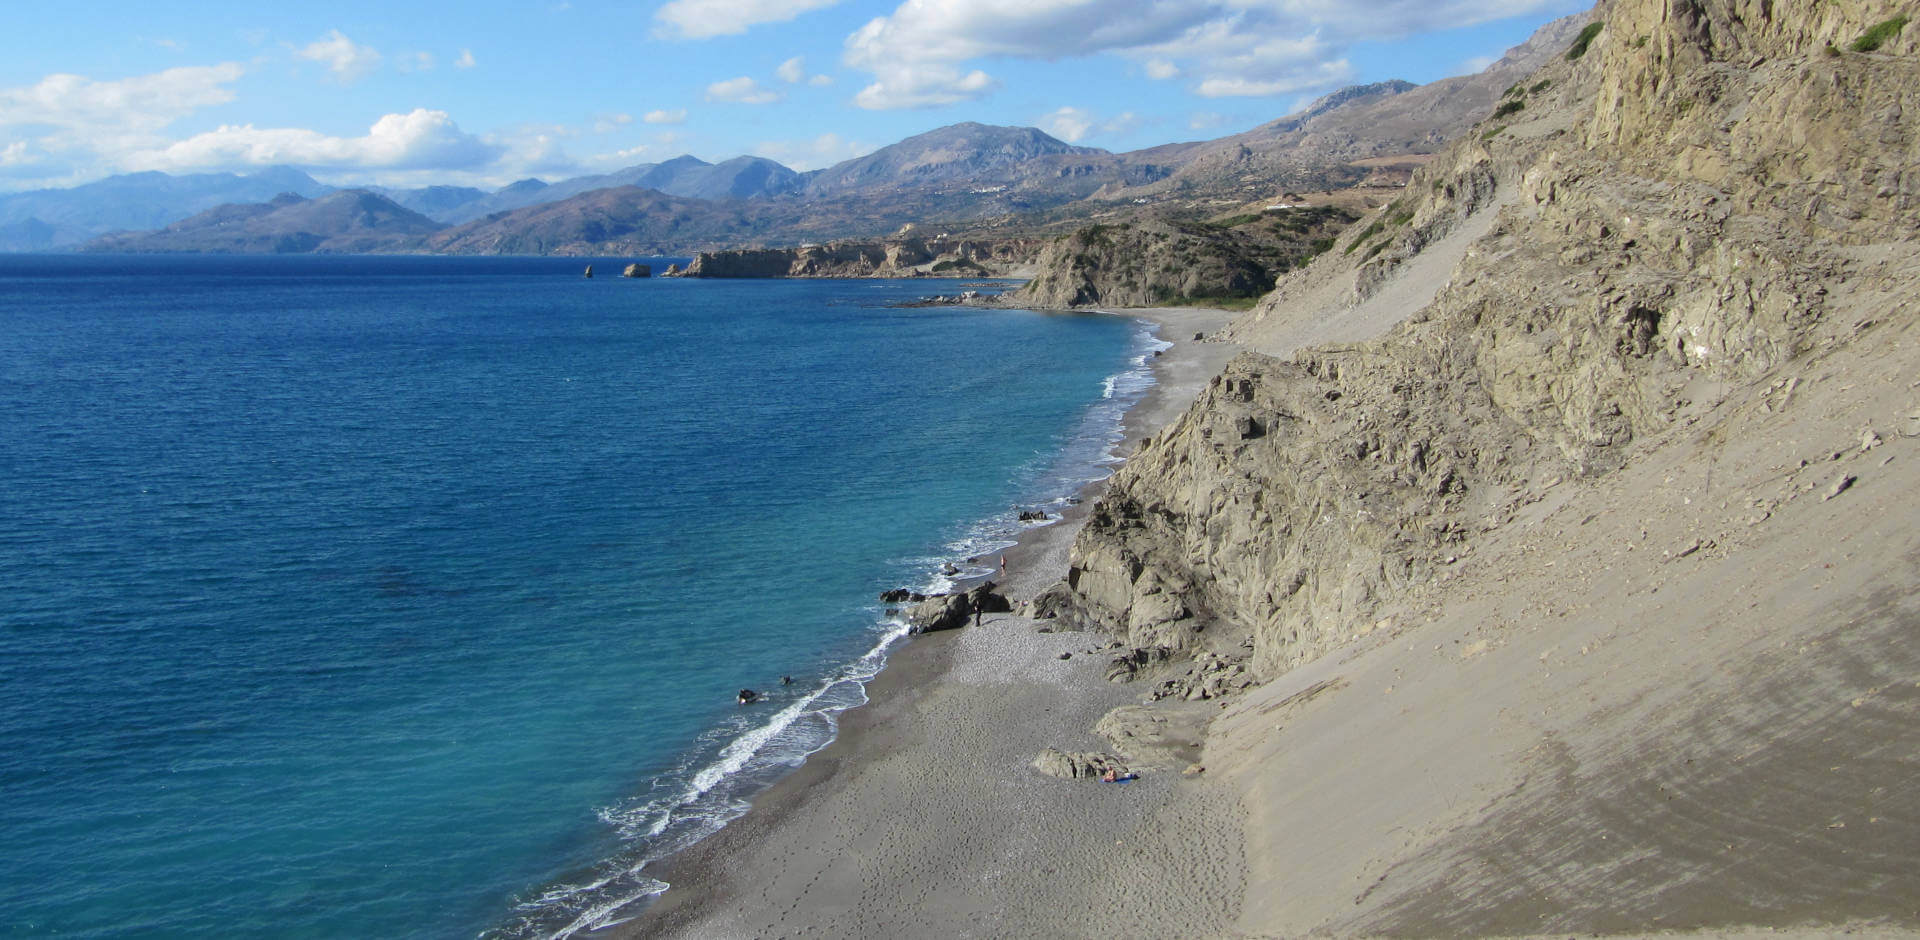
[{"left": 24, "top": 12, "right": 1588, "bottom": 256}]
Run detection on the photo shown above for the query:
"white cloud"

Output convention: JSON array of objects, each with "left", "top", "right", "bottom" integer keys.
[
  {"left": 656, "top": 0, "right": 842, "bottom": 38},
  {"left": 752, "top": 132, "right": 872, "bottom": 171},
  {"left": 130, "top": 108, "right": 500, "bottom": 172},
  {"left": 1039, "top": 106, "right": 1141, "bottom": 142},
  {"left": 296, "top": 29, "right": 382, "bottom": 83},
  {"left": 401, "top": 51, "right": 436, "bottom": 72},
  {"left": 644, "top": 108, "right": 688, "bottom": 124},
  {"left": 455, "top": 48, "right": 477, "bottom": 69},
  {"left": 705, "top": 76, "right": 782, "bottom": 104},
  {"left": 0, "top": 64, "right": 244, "bottom": 134},
  {"left": 852, "top": 64, "right": 997, "bottom": 110},
  {"left": 843, "top": 0, "right": 1572, "bottom": 106},
  {"left": 0, "top": 64, "right": 250, "bottom": 190},
  {"left": 1040, "top": 106, "right": 1094, "bottom": 142},
  {"left": 592, "top": 113, "right": 635, "bottom": 133},
  {"left": 777, "top": 56, "right": 834, "bottom": 86}
]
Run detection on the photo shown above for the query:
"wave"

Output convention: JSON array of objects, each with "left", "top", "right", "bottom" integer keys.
[{"left": 484, "top": 314, "right": 1168, "bottom": 939}]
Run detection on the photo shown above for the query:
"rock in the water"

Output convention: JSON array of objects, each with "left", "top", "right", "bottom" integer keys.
[
  {"left": 663, "top": 263, "right": 683, "bottom": 276},
  {"left": 1031, "top": 747, "right": 1122, "bottom": 779},
  {"left": 879, "top": 588, "right": 928, "bottom": 604},
  {"left": 622, "top": 263, "right": 652, "bottom": 278},
  {"left": 1018, "top": 509, "right": 1050, "bottom": 522},
  {"left": 908, "top": 593, "right": 972, "bottom": 633}
]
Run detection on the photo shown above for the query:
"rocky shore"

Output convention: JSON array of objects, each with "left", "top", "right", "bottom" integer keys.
[{"left": 666, "top": 235, "right": 1040, "bottom": 279}]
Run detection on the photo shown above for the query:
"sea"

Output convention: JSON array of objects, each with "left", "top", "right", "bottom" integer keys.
[{"left": 0, "top": 254, "right": 1163, "bottom": 938}]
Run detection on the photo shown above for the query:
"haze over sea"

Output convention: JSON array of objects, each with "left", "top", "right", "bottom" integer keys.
[{"left": 0, "top": 255, "right": 1155, "bottom": 938}]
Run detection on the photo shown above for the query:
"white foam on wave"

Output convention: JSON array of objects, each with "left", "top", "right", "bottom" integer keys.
[
  {"left": 495, "top": 616, "right": 914, "bottom": 940},
  {"left": 496, "top": 317, "right": 1170, "bottom": 940}
]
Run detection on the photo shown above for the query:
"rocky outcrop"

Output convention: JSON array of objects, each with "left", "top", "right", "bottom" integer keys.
[
  {"left": 907, "top": 593, "right": 972, "bottom": 633},
  {"left": 621, "top": 263, "right": 651, "bottom": 278},
  {"left": 1051, "top": 0, "right": 1920, "bottom": 677},
  {"left": 1007, "top": 212, "right": 1351, "bottom": 309},
  {"left": 676, "top": 237, "right": 1041, "bottom": 278},
  {"left": 1030, "top": 748, "right": 1123, "bottom": 779}
]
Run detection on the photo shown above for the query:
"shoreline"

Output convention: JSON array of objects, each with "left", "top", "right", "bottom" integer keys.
[{"left": 616, "top": 306, "right": 1243, "bottom": 938}]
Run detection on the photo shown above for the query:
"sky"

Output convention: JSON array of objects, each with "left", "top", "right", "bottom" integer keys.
[{"left": 0, "top": 0, "right": 1589, "bottom": 194}]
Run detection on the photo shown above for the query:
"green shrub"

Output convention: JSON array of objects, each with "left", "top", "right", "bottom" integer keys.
[
  {"left": 1492, "top": 100, "right": 1526, "bottom": 120},
  {"left": 1309, "top": 237, "right": 1335, "bottom": 255},
  {"left": 1851, "top": 15, "right": 1908, "bottom": 52},
  {"left": 1529, "top": 78, "right": 1552, "bottom": 93},
  {"left": 1567, "top": 22, "right": 1604, "bottom": 60},
  {"left": 1344, "top": 221, "right": 1385, "bottom": 255}
]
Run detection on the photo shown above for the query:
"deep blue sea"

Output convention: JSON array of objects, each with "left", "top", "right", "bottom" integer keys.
[{"left": 0, "top": 255, "right": 1158, "bottom": 938}]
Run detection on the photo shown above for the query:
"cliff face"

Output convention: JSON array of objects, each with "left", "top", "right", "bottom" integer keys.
[
  {"left": 1007, "top": 210, "right": 1353, "bottom": 309},
  {"left": 1053, "top": 0, "right": 1919, "bottom": 676}
]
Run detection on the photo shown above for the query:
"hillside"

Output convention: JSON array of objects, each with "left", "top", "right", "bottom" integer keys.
[
  {"left": 1102, "top": 12, "right": 1594, "bottom": 205},
  {"left": 0, "top": 167, "right": 331, "bottom": 250},
  {"left": 423, "top": 186, "right": 759, "bottom": 255},
  {"left": 1040, "top": 0, "right": 1920, "bottom": 932},
  {"left": 82, "top": 190, "right": 443, "bottom": 253}
]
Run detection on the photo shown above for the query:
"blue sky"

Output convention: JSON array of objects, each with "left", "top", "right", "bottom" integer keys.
[{"left": 0, "top": 0, "right": 1587, "bottom": 193}]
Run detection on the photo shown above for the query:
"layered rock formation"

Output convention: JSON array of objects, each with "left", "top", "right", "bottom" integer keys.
[{"left": 1052, "top": 0, "right": 1918, "bottom": 675}]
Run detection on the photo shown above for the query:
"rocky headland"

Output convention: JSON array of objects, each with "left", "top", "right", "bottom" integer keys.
[{"left": 668, "top": 235, "right": 1041, "bottom": 278}]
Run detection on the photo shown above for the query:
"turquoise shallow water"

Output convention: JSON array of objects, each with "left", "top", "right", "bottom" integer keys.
[{"left": 0, "top": 255, "right": 1155, "bottom": 938}]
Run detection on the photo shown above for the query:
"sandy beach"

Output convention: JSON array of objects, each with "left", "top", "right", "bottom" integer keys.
[{"left": 620, "top": 306, "right": 1245, "bottom": 938}]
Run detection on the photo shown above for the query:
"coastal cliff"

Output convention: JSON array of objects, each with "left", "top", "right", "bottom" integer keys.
[
  {"left": 672, "top": 236, "right": 1041, "bottom": 278},
  {"left": 1014, "top": 2, "right": 1920, "bottom": 933},
  {"left": 1052, "top": 0, "right": 1918, "bottom": 674},
  {"left": 1031, "top": 0, "right": 1920, "bottom": 931},
  {"left": 1006, "top": 210, "right": 1354, "bottom": 308}
]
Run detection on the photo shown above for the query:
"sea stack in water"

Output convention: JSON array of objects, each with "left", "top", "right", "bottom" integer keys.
[
  {"left": 622, "top": 263, "right": 651, "bottom": 278},
  {"left": 583, "top": 264, "right": 593, "bottom": 278}
]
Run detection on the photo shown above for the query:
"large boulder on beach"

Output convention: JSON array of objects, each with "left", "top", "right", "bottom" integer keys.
[
  {"left": 908, "top": 593, "right": 972, "bottom": 633},
  {"left": 1031, "top": 748, "right": 1122, "bottom": 779},
  {"left": 967, "top": 582, "right": 1012, "bottom": 614}
]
